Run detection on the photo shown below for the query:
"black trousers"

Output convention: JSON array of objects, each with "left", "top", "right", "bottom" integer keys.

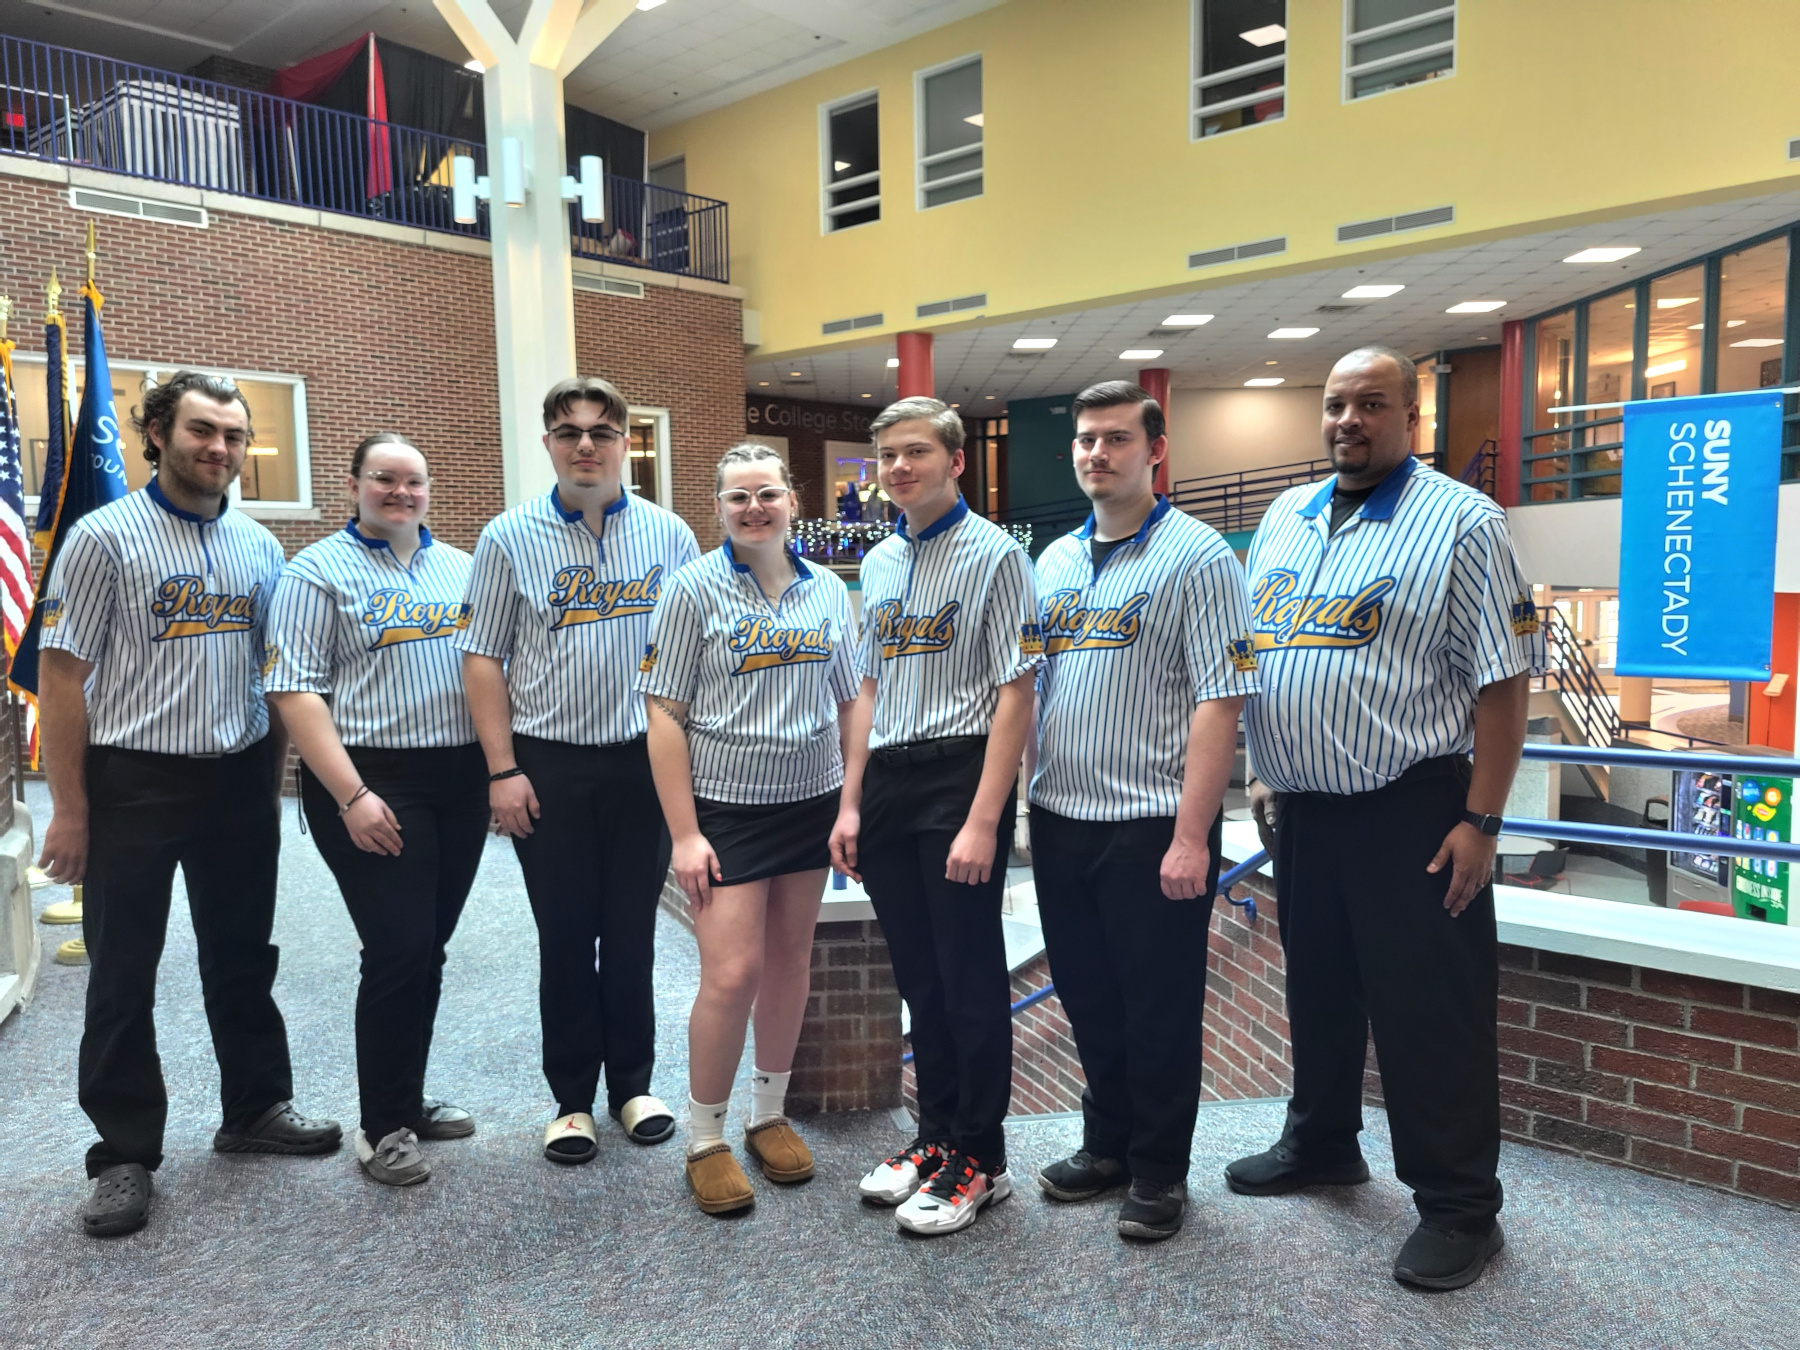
[
  {"left": 511, "top": 733, "right": 670, "bottom": 1116},
  {"left": 1273, "top": 757, "right": 1503, "bottom": 1231},
  {"left": 861, "top": 743, "right": 1014, "bottom": 1162},
  {"left": 299, "top": 744, "right": 489, "bottom": 1141},
  {"left": 1031, "top": 807, "right": 1221, "bottom": 1185},
  {"left": 78, "top": 736, "right": 292, "bottom": 1177}
]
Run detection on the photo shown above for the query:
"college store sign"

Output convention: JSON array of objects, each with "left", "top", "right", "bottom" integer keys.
[
  {"left": 745, "top": 397, "right": 874, "bottom": 439},
  {"left": 1617, "top": 388, "right": 1782, "bottom": 680}
]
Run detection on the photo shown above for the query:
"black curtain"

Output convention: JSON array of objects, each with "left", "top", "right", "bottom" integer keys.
[
  {"left": 375, "top": 39, "right": 484, "bottom": 145},
  {"left": 564, "top": 103, "right": 646, "bottom": 182}
]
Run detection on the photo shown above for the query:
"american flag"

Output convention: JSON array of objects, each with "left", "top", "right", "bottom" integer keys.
[{"left": 0, "top": 341, "right": 33, "bottom": 659}]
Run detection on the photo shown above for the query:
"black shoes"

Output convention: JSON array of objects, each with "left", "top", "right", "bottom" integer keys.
[
  {"left": 1393, "top": 1221, "right": 1505, "bottom": 1290},
  {"left": 82, "top": 1163, "right": 152, "bottom": 1238},
  {"left": 1224, "top": 1140, "right": 1370, "bottom": 1196},
  {"left": 212, "top": 1101, "right": 344, "bottom": 1156},
  {"left": 1116, "top": 1179, "right": 1186, "bottom": 1242},
  {"left": 1037, "top": 1149, "right": 1127, "bottom": 1202}
]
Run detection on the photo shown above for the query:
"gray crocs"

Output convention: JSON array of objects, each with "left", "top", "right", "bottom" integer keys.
[{"left": 83, "top": 1163, "right": 152, "bottom": 1237}]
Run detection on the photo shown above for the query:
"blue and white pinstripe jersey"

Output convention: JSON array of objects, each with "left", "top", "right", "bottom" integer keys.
[
  {"left": 636, "top": 542, "right": 860, "bottom": 805},
  {"left": 456, "top": 488, "right": 699, "bottom": 745},
  {"left": 264, "top": 522, "right": 476, "bottom": 749},
  {"left": 857, "top": 497, "right": 1042, "bottom": 750},
  {"left": 1031, "top": 498, "right": 1261, "bottom": 821},
  {"left": 1243, "top": 457, "right": 1545, "bottom": 796},
  {"left": 40, "top": 479, "right": 284, "bottom": 755}
]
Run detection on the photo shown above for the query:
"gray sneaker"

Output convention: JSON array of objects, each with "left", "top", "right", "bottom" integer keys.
[{"left": 354, "top": 1128, "right": 430, "bottom": 1186}]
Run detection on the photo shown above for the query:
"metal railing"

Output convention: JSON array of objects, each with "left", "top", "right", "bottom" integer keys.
[
  {"left": 1540, "top": 604, "right": 1623, "bottom": 748},
  {"left": 0, "top": 35, "right": 730, "bottom": 284},
  {"left": 1457, "top": 438, "right": 1497, "bottom": 497},
  {"left": 1170, "top": 457, "right": 1332, "bottom": 535}
]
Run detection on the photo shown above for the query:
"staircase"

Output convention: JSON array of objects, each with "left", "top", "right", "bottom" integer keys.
[{"left": 1537, "top": 604, "right": 1621, "bottom": 798}]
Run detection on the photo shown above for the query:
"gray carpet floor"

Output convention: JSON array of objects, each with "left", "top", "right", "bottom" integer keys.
[{"left": 2, "top": 780, "right": 1798, "bottom": 1349}]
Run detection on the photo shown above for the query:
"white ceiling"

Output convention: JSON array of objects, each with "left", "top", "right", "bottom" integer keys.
[
  {"left": 750, "top": 188, "right": 1800, "bottom": 407},
  {"left": 6, "top": 0, "right": 1002, "bottom": 129}
]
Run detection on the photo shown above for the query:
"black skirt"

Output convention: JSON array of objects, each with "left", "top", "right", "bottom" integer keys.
[{"left": 694, "top": 789, "right": 841, "bottom": 887}]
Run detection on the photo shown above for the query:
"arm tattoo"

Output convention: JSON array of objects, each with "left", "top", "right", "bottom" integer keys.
[{"left": 649, "top": 695, "right": 689, "bottom": 729}]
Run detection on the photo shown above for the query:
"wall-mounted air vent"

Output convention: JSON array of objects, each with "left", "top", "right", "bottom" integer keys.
[
  {"left": 822, "top": 312, "right": 884, "bottom": 335},
  {"left": 916, "top": 292, "right": 986, "bottom": 318},
  {"left": 1336, "top": 204, "right": 1455, "bottom": 244},
  {"left": 70, "top": 187, "right": 207, "bottom": 228},
  {"left": 573, "top": 273, "right": 646, "bottom": 299},
  {"left": 1187, "top": 236, "right": 1285, "bottom": 269},
  {"left": 1789, "top": 137, "right": 1800, "bottom": 161}
]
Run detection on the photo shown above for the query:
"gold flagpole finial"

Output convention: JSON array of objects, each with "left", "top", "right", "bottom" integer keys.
[
  {"left": 46, "top": 268, "right": 61, "bottom": 318},
  {"left": 84, "top": 220, "right": 97, "bottom": 288},
  {"left": 0, "top": 295, "right": 11, "bottom": 343}
]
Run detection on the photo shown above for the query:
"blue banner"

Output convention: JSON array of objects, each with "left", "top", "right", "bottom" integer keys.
[{"left": 1617, "top": 388, "right": 1783, "bottom": 680}]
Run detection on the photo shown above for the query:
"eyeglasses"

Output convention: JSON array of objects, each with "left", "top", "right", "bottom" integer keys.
[
  {"left": 716, "top": 486, "right": 790, "bottom": 509},
  {"left": 548, "top": 425, "right": 624, "bottom": 449},
  {"left": 361, "top": 470, "right": 429, "bottom": 491}
]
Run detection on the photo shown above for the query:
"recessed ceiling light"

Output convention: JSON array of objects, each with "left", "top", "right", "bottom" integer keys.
[
  {"left": 1265, "top": 360, "right": 1278, "bottom": 365},
  {"left": 464, "top": 59, "right": 485, "bottom": 72},
  {"left": 1731, "top": 338, "right": 1784, "bottom": 347},
  {"left": 861, "top": 392, "right": 873, "bottom": 397},
  {"left": 1012, "top": 337, "right": 1058, "bottom": 350},
  {"left": 1645, "top": 359, "right": 1687, "bottom": 377},
  {"left": 1239, "top": 23, "right": 1286, "bottom": 45},
  {"left": 964, "top": 113, "right": 984, "bottom": 127},
  {"left": 1564, "top": 246, "right": 1641, "bottom": 263},
  {"left": 1446, "top": 300, "right": 1506, "bottom": 314},
  {"left": 758, "top": 381, "right": 769, "bottom": 386},
  {"left": 1120, "top": 348, "right": 1164, "bottom": 360},
  {"left": 636, "top": 0, "right": 667, "bottom": 9},
  {"left": 985, "top": 394, "right": 996, "bottom": 399},
  {"left": 1728, "top": 319, "right": 1748, "bottom": 327},
  {"left": 1245, "top": 377, "right": 1285, "bottom": 387},
  {"left": 886, "top": 357, "right": 900, "bottom": 368},
  {"left": 1268, "top": 327, "right": 1319, "bottom": 339},
  {"left": 1163, "top": 314, "right": 1214, "bottom": 326},
  {"left": 789, "top": 371, "right": 804, "bottom": 377},
  {"left": 1343, "top": 284, "right": 1405, "bottom": 299},
  {"left": 1656, "top": 297, "right": 1699, "bottom": 309}
]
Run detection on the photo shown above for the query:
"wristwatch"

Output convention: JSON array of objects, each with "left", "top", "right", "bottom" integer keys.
[{"left": 1462, "top": 810, "right": 1504, "bottom": 836}]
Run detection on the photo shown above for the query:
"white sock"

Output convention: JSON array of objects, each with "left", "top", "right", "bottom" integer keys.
[
  {"left": 750, "top": 1067, "right": 790, "bottom": 1125},
  {"left": 687, "top": 1096, "right": 729, "bottom": 1157}
]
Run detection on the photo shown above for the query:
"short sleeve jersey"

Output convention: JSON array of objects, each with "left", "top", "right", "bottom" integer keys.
[
  {"left": 456, "top": 488, "right": 700, "bottom": 745},
  {"left": 856, "top": 497, "right": 1042, "bottom": 750},
  {"left": 39, "top": 480, "right": 285, "bottom": 755},
  {"left": 264, "top": 522, "right": 477, "bottom": 749},
  {"left": 1031, "top": 498, "right": 1261, "bottom": 821},
  {"left": 1242, "top": 456, "right": 1546, "bottom": 795},
  {"left": 636, "top": 542, "right": 860, "bottom": 805}
]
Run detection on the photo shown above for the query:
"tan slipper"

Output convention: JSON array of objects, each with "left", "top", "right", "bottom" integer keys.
[
  {"left": 744, "top": 1117, "right": 814, "bottom": 1183},
  {"left": 543, "top": 1111, "right": 598, "bottom": 1165},
  {"left": 686, "top": 1143, "right": 755, "bottom": 1214}
]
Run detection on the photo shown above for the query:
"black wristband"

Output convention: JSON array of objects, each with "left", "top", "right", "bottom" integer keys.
[
  {"left": 489, "top": 766, "right": 526, "bottom": 783},
  {"left": 338, "top": 784, "right": 371, "bottom": 815}
]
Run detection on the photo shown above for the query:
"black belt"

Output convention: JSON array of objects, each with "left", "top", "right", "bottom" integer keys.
[{"left": 869, "top": 734, "right": 987, "bottom": 767}]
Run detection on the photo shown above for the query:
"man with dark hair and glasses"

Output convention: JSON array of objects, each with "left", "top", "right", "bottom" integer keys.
[{"left": 458, "top": 375, "right": 699, "bottom": 1164}]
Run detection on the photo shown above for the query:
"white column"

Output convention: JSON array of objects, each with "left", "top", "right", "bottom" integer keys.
[{"left": 433, "top": 0, "right": 637, "bottom": 505}]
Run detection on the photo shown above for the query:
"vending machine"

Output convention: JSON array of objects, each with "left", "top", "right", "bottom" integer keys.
[
  {"left": 1672, "top": 770, "right": 1731, "bottom": 886},
  {"left": 1731, "top": 774, "right": 1792, "bottom": 924}
]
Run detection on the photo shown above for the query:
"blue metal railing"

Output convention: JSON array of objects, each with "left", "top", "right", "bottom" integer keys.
[
  {"left": 0, "top": 35, "right": 731, "bottom": 284},
  {"left": 1170, "top": 457, "right": 1333, "bottom": 535}
]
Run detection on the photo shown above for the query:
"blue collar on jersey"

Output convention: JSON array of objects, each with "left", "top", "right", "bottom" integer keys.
[
  {"left": 343, "top": 518, "right": 435, "bottom": 553},
  {"left": 550, "top": 485, "right": 631, "bottom": 523},
  {"left": 1297, "top": 453, "right": 1419, "bottom": 522},
  {"left": 1072, "top": 494, "right": 1173, "bottom": 545},
  {"left": 895, "top": 494, "right": 969, "bottom": 542},
  {"left": 723, "top": 537, "right": 813, "bottom": 579},
  {"left": 147, "top": 476, "right": 229, "bottom": 523}
]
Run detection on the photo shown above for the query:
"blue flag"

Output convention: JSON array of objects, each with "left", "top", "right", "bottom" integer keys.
[
  {"left": 1616, "top": 388, "right": 1783, "bottom": 680},
  {"left": 10, "top": 283, "right": 128, "bottom": 699}
]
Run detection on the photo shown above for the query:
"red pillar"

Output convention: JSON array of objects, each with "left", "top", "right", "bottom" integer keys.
[
  {"left": 1139, "top": 367, "right": 1172, "bottom": 495},
  {"left": 1495, "top": 319, "right": 1524, "bottom": 507},
  {"left": 896, "top": 332, "right": 935, "bottom": 400}
]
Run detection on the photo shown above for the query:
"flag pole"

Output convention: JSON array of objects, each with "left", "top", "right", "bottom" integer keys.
[{"left": 0, "top": 294, "right": 20, "bottom": 817}]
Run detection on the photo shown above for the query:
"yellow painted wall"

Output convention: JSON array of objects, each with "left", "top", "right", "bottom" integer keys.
[{"left": 651, "top": 0, "right": 1800, "bottom": 361}]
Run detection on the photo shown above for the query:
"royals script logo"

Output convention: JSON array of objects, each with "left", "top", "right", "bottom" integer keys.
[
  {"left": 1250, "top": 569, "right": 1395, "bottom": 652},
  {"left": 546, "top": 565, "right": 663, "bottom": 631},
  {"left": 360, "top": 589, "right": 472, "bottom": 651},
  {"left": 151, "top": 576, "right": 260, "bottom": 641},
  {"left": 870, "top": 598, "right": 959, "bottom": 659},
  {"left": 728, "top": 615, "right": 835, "bottom": 674},
  {"left": 1041, "top": 589, "right": 1150, "bottom": 655}
]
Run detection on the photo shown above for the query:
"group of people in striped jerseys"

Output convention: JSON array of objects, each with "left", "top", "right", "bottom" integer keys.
[{"left": 39, "top": 344, "right": 1543, "bottom": 1290}]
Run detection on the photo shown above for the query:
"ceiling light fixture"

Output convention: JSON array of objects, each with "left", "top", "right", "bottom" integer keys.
[
  {"left": 1342, "top": 284, "right": 1405, "bottom": 299},
  {"left": 861, "top": 392, "right": 873, "bottom": 397},
  {"left": 1245, "top": 377, "right": 1285, "bottom": 387},
  {"left": 1564, "top": 246, "right": 1641, "bottom": 263},
  {"left": 1656, "top": 297, "right": 1698, "bottom": 309},
  {"left": 1012, "top": 337, "right": 1058, "bottom": 350},
  {"left": 1644, "top": 359, "right": 1687, "bottom": 378},
  {"left": 1730, "top": 338, "right": 1784, "bottom": 347},
  {"left": 636, "top": 0, "right": 668, "bottom": 10},
  {"left": 886, "top": 357, "right": 900, "bottom": 368},
  {"left": 789, "top": 371, "right": 803, "bottom": 377},
  {"left": 1446, "top": 300, "right": 1506, "bottom": 314},
  {"left": 758, "top": 381, "right": 769, "bottom": 386},
  {"left": 1239, "top": 24, "right": 1286, "bottom": 45},
  {"left": 1120, "top": 348, "right": 1164, "bottom": 360},
  {"left": 1163, "top": 314, "right": 1214, "bottom": 326},
  {"left": 1268, "top": 327, "right": 1319, "bottom": 339}
]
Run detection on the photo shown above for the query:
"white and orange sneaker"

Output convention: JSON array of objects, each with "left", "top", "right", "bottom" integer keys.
[
  {"left": 894, "top": 1151, "right": 1011, "bottom": 1235},
  {"left": 858, "top": 1137, "right": 949, "bottom": 1205}
]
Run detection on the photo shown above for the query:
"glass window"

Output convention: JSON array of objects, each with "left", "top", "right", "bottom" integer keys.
[
  {"left": 823, "top": 93, "right": 879, "bottom": 233},
  {"left": 1345, "top": 0, "right": 1455, "bottom": 101},
  {"left": 1716, "top": 236, "right": 1787, "bottom": 394},
  {"left": 1580, "top": 289, "right": 1633, "bottom": 496},
  {"left": 1193, "top": 1, "right": 1286, "bottom": 139},
  {"left": 918, "top": 57, "right": 982, "bottom": 210},
  {"left": 1527, "top": 308, "right": 1574, "bottom": 501},
  {"left": 1645, "top": 265, "right": 1704, "bottom": 400},
  {"left": 626, "top": 407, "right": 669, "bottom": 507}
]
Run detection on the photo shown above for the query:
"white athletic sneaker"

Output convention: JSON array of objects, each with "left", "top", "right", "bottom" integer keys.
[
  {"left": 894, "top": 1151, "right": 1011, "bottom": 1235},
  {"left": 858, "top": 1137, "right": 949, "bottom": 1206}
]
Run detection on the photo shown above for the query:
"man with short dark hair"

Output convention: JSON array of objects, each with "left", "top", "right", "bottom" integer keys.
[
  {"left": 1226, "top": 346, "right": 1542, "bottom": 1290},
  {"left": 459, "top": 374, "right": 699, "bottom": 1163},
  {"left": 832, "top": 395, "right": 1041, "bottom": 1236},
  {"left": 1029, "top": 381, "right": 1257, "bottom": 1241},
  {"left": 38, "top": 370, "right": 342, "bottom": 1239}
]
